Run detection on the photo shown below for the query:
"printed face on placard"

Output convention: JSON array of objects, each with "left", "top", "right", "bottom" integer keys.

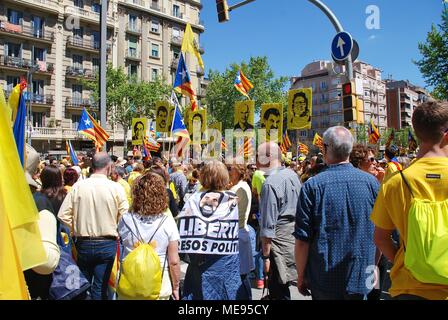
[
  {"left": 234, "top": 101, "right": 255, "bottom": 132},
  {"left": 131, "top": 118, "right": 147, "bottom": 145},
  {"left": 156, "top": 102, "right": 171, "bottom": 132},
  {"left": 288, "top": 89, "right": 312, "bottom": 130},
  {"left": 261, "top": 104, "right": 283, "bottom": 142}
]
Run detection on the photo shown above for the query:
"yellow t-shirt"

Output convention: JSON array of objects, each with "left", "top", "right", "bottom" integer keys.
[
  {"left": 383, "top": 161, "right": 402, "bottom": 183},
  {"left": 127, "top": 171, "right": 142, "bottom": 187},
  {"left": 117, "top": 178, "right": 132, "bottom": 206},
  {"left": 251, "top": 170, "right": 266, "bottom": 196},
  {"left": 371, "top": 157, "right": 448, "bottom": 300}
]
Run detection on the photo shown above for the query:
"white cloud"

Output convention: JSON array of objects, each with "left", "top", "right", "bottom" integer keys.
[{"left": 368, "top": 35, "right": 377, "bottom": 40}]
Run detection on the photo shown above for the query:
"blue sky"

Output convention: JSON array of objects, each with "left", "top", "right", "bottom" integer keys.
[{"left": 200, "top": 0, "right": 445, "bottom": 89}]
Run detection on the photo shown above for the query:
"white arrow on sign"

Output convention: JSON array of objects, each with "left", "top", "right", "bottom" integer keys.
[{"left": 337, "top": 36, "right": 346, "bottom": 57}]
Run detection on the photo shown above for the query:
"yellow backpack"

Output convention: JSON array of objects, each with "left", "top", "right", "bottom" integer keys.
[
  {"left": 400, "top": 171, "right": 448, "bottom": 285},
  {"left": 117, "top": 214, "right": 167, "bottom": 300}
]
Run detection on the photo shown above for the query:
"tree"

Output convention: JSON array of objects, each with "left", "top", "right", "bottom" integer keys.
[
  {"left": 83, "top": 64, "right": 171, "bottom": 156},
  {"left": 414, "top": 7, "right": 448, "bottom": 100},
  {"left": 205, "top": 56, "right": 289, "bottom": 130}
]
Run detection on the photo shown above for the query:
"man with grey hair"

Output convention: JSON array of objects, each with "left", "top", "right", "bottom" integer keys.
[
  {"left": 58, "top": 152, "right": 128, "bottom": 300},
  {"left": 257, "top": 141, "right": 301, "bottom": 299},
  {"left": 294, "top": 126, "right": 379, "bottom": 300}
]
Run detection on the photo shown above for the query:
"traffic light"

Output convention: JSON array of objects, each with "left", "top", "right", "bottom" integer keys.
[
  {"left": 342, "top": 81, "right": 357, "bottom": 123},
  {"left": 216, "top": 0, "right": 230, "bottom": 23}
]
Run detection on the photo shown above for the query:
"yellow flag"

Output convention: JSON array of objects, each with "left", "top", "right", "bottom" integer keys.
[
  {"left": 0, "top": 209, "right": 30, "bottom": 300},
  {"left": 181, "top": 23, "right": 205, "bottom": 70},
  {"left": 0, "top": 89, "right": 46, "bottom": 274},
  {"left": 7, "top": 84, "right": 22, "bottom": 124}
]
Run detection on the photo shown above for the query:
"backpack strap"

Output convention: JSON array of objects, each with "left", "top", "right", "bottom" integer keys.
[
  {"left": 399, "top": 171, "right": 415, "bottom": 198},
  {"left": 148, "top": 215, "right": 168, "bottom": 244}
]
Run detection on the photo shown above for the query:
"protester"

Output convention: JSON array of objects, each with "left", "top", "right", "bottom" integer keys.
[
  {"left": 183, "top": 169, "right": 200, "bottom": 204},
  {"left": 127, "top": 163, "right": 144, "bottom": 187},
  {"left": 294, "top": 126, "right": 379, "bottom": 300},
  {"left": 371, "top": 100, "right": 448, "bottom": 300},
  {"left": 58, "top": 152, "right": 128, "bottom": 300},
  {"left": 110, "top": 166, "right": 132, "bottom": 205},
  {"left": 40, "top": 164, "right": 68, "bottom": 215},
  {"left": 228, "top": 162, "right": 254, "bottom": 299},
  {"left": 170, "top": 161, "right": 188, "bottom": 210},
  {"left": 350, "top": 144, "right": 385, "bottom": 183},
  {"left": 383, "top": 145, "right": 402, "bottom": 182},
  {"left": 150, "top": 166, "right": 179, "bottom": 218},
  {"left": 180, "top": 161, "right": 246, "bottom": 300},
  {"left": 118, "top": 173, "right": 181, "bottom": 300},
  {"left": 63, "top": 167, "right": 79, "bottom": 193},
  {"left": 258, "top": 142, "right": 301, "bottom": 300}
]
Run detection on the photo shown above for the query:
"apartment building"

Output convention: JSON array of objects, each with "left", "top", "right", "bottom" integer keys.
[
  {"left": 0, "top": 0, "right": 205, "bottom": 154},
  {"left": 290, "top": 60, "right": 388, "bottom": 146},
  {"left": 386, "top": 80, "right": 429, "bottom": 130}
]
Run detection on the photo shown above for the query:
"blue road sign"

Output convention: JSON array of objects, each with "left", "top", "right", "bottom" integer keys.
[{"left": 331, "top": 31, "right": 353, "bottom": 61}]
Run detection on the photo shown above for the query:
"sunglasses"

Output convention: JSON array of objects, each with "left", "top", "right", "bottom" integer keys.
[{"left": 369, "top": 157, "right": 376, "bottom": 163}]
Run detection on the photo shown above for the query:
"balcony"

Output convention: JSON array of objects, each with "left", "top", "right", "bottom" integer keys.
[
  {"left": 65, "top": 97, "right": 97, "bottom": 109},
  {"left": 171, "top": 36, "right": 182, "bottom": 46},
  {"left": 126, "top": 23, "right": 142, "bottom": 35},
  {"left": 0, "top": 55, "right": 53, "bottom": 75},
  {"left": 5, "top": 90, "right": 53, "bottom": 105},
  {"left": 0, "top": 22, "right": 54, "bottom": 45},
  {"left": 67, "top": 36, "right": 100, "bottom": 53},
  {"left": 66, "top": 67, "right": 96, "bottom": 80},
  {"left": 4, "top": 0, "right": 59, "bottom": 15},
  {"left": 126, "top": 50, "right": 141, "bottom": 61},
  {"left": 197, "top": 88, "right": 206, "bottom": 98},
  {"left": 172, "top": 11, "right": 184, "bottom": 19},
  {"left": 64, "top": 5, "right": 114, "bottom": 27},
  {"left": 150, "top": 3, "right": 161, "bottom": 11}
]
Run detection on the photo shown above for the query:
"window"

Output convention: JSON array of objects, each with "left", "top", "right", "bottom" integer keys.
[
  {"left": 173, "top": 5, "right": 180, "bottom": 18},
  {"left": 7, "top": 9, "right": 23, "bottom": 25},
  {"left": 151, "top": 43, "right": 159, "bottom": 57},
  {"left": 92, "top": 3, "right": 101, "bottom": 13},
  {"left": 151, "top": 20, "right": 159, "bottom": 33},
  {"left": 310, "top": 82, "right": 316, "bottom": 92},
  {"left": 92, "top": 31, "right": 100, "bottom": 49},
  {"left": 173, "top": 27, "right": 180, "bottom": 38},
  {"left": 33, "top": 112, "right": 46, "bottom": 127},
  {"left": 173, "top": 48, "right": 180, "bottom": 59},
  {"left": 129, "top": 15, "right": 137, "bottom": 30},
  {"left": 72, "top": 85, "right": 83, "bottom": 104},
  {"left": 74, "top": 0, "right": 83, "bottom": 8},
  {"left": 128, "top": 64, "right": 138, "bottom": 77},
  {"left": 128, "top": 36, "right": 138, "bottom": 57},
  {"left": 320, "top": 81, "right": 327, "bottom": 90},
  {"left": 6, "top": 43, "right": 21, "bottom": 57},
  {"left": 6, "top": 76, "right": 20, "bottom": 92},
  {"left": 92, "top": 58, "right": 100, "bottom": 74},
  {"left": 32, "top": 80, "right": 44, "bottom": 102},
  {"left": 33, "top": 48, "right": 45, "bottom": 62},
  {"left": 151, "top": 68, "right": 158, "bottom": 81},
  {"left": 32, "top": 16, "right": 44, "bottom": 38},
  {"left": 71, "top": 114, "right": 81, "bottom": 129},
  {"left": 299, "top": 130, "right": 307, "bottom": 137},
  {"left": 73, "top": 27, "right": 84, "bottom": 44},
  {"left": 73, "top": 55, "right": 83, "bottom": 70}
]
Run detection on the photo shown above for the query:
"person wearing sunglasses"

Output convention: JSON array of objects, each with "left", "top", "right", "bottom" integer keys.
[{"left": 350, "top": 144, "right": 385, "bottom": 183}]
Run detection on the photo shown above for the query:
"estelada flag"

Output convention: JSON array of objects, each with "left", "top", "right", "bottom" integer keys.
[
  {"left": 234, "top": 70, "right": 253, "bottom": 99},
  {"left": 313, "top": 133, "right": 324, "bottom": 150}
]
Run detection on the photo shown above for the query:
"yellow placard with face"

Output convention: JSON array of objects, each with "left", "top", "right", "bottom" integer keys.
[
  {"left": 132, "top": 118, "right": 147, "bottom": 145},
  {"left": 288, "top": 88, "right": 312, "bottom": 130},
  {"left": 261, "top": 104, "right": 283, "bottom": 142},
  {"left": 234, "top": 100, "right": 255, "bottom": 132},
  {"left": 156, "top": 101, "right": 171, "bottom": 133},
  {"left": 189, "top": 109, "right": 206, "bottom": 145}
]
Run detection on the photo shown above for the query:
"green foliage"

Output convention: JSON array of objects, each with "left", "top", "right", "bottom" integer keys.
[
  {"left": 414, "top": 8, "right": 448, "bottom": 100},
  {"left": 205, "top": 56, "right": 288, "bottom": 129}
]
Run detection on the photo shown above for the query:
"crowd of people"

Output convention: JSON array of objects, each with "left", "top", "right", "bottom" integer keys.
[{"left": 23, "top": 100, "right": 448, "bottom": 300}]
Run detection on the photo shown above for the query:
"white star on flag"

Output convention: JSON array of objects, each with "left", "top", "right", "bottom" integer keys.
[{"left": 84, "top": 119, "right": 91, "bottom": 126}]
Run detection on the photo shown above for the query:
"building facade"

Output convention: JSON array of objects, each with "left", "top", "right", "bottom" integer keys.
[
  {"left": 0, "top": 0, "right": 205, "bottom": 155},
  {"left": 290, "top": 60, "right": 387, "bottom": 146},
  {"left": 386, "top": 80, "right": 429, "bottom": 130}
]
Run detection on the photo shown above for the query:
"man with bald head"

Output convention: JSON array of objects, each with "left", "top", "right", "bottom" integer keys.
[
  {"left": 257, "top": 142, "right": 301, "bottom": 300},
  {"left": 294, "top": 126, "right": 379, "bottom": 300},
  {"left": 59, "top": 152, "right": 129, "bottom": 300}
]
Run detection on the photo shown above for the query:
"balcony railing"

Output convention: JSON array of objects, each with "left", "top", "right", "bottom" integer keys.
[
  {"left": 66, "top": 66, "right": 96, "bottom": 79},
  {"left": 126, "top": 50, "right": 141, "bottom": 60},
  {"left": 172, "top": 11, "right": 184, "bottom": 19},
  {"left": 171, "top": 36, "right": 182, "bottom": 46},
  {"left": 67, "top": 36, "right": 100, "bottom": 51},
  {"left": 0, "top": 55, "right": 53, "bottom": 73},
  {"left": 5, "top": 90, "right": 53, "bottom": 105},
  {"left": 66, "top": 97, "right": 97, "bottom": 108},
  {"left": 0, "top": 21, "right": 55, "bottom": 42},
  {"left": 150, "top": 3, "right": 161, "bottom": 11},
  {"left": 126, "top": 23, "right": 142, "bottom": 34}
]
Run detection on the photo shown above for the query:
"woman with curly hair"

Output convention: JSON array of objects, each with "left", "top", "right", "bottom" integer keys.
[
  {"left": 63, "top": 167, "right": 79, "bottom": 193},
  {"left": 350, "top": 144, "right": 385, "bottom": 183},
  {"left": 118, "top": 173, "right": 181, "bottom": 300}
]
